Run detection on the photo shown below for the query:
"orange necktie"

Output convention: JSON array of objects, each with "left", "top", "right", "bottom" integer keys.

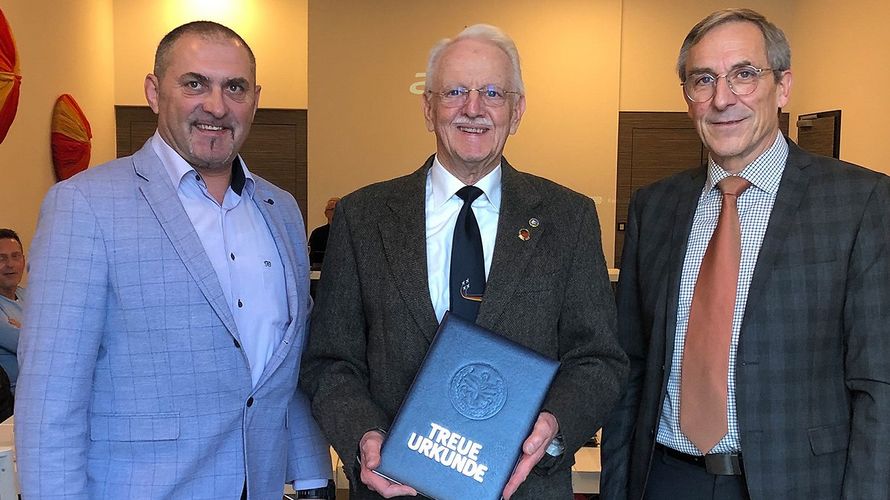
[{"left": 680, "top": 175, "right": 751, "bottom": 454}]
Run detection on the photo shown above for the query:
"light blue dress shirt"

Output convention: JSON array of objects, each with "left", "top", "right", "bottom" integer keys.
[
  {"left": 153, "top": 133, "right": 288, "bottom": 387},
  {"left": 425, "top": 157, "right": 501, "bottom": 322},
  {"left": 0, "top": 285, "right": 24, "bottom": 394},
  {"left": 658, "top": 132, "right": 788, "bottom": 455}
]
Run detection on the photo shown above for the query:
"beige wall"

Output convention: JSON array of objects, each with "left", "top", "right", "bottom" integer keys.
[
  {"left": 308, "top": 0, "right": 622, "bottom": 263},
  {"left": 0, "top": 0, "right": 116, "bottom": 260},
  {"left": 789, "top": 0, "right": 889, "bottom": 173},
  {"left": 3, "top": 0, "right": 888, "bottom": 268},
  {"left": 113, "top": 0, "right": 308, "bottom": 108},
  {"left": 619, "top": 0, "right": 792, "bottom": 112}
]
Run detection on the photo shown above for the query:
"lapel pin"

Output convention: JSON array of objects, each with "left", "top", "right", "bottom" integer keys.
[
  {"left": 460, "top": 278, "right": 483, "bottom": 302},
  {"left": 528, "top": 218, "right": 539, "bottom": 228},
  {"left": 518, "top": 228, "right": 531, "bottom": 241}
]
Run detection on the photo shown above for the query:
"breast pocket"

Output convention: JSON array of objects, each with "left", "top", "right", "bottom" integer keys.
[{"left": 90, "top": 412, "right": 180, "bottom": 442}]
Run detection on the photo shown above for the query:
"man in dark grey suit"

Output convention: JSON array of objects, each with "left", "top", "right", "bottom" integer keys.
[
  {"left": 601, "top": 8, "right": 890, "bottom": 500},
  {"left": 300, "top": 24, "right": 627, "bottom": 499}
]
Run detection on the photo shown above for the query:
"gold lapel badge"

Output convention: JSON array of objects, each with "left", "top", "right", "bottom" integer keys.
[{"left": 518, "top": 228, "right": 531, "bottom": 241}]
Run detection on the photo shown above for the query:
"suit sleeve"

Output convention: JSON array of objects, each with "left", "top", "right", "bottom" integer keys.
[
  {"left": 299, "top": 199, "right": 390, "bottom": 476},
  {"left": 288, "top": 241, "right": 334, "bottom": 486},
  {"left": 540, "top": 197, "right": 629, "bottom": 469},
  {"left": 286, "top": 384, "right": 334, "bottom": 485},
  {"left": 15, "top": 182, "right": 108, "bottom": 499},
  {"left": 600, "top": 190, "right": 646, "bottom": 500},
  {"left": 841, "top": 175, "right": 890, "bottom": 498}
]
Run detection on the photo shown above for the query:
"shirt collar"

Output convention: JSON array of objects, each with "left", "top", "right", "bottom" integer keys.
[
  {"left": 429, "top": 155, "right": 502, "bottom": 211},
  {"left": 705, "top": 131, "right": 788, "bottom": 195},
  {"left": 151, "top": 131, "right": 255, "bottom": 198}
]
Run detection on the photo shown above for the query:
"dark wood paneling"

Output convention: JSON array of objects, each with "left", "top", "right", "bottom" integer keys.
[
  {"left": 115, "top": 106, "right": 308, "bottom": 225},
  {"left": 797, "top": 110, "right": 840, "bottom": 159}
]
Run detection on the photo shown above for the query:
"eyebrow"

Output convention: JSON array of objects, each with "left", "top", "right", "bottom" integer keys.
[
  {"left": 686, "top": 60, "right": 758, "bottom": 76},
  {"left": 224, "top": 77, "right": 250, "bottom": 89},
  {"left": 179, "top": 72, "right": 210, "bottom": 85}
]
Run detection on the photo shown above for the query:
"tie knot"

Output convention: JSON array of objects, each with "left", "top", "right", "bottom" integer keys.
[
  {"left": 456, "top": 185, "right": 484, "bottom": 204},
  {"left": 717, "top": 176, "right": 751, "bottom": 197}
]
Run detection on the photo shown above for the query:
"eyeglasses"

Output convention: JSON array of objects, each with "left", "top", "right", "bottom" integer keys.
[
  {"left": 427, "top": 85, "right": 521, "bottom": 108},
  {"left": 682, "top": 65, "right": 776, "bottom": 103}
]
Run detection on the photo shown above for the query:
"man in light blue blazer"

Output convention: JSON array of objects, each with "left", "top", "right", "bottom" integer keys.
[{"left": 15, "top": 21, "right": 333, "bottom": 499}]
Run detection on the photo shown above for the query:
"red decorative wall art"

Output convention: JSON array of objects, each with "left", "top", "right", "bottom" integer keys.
[
  {"left": 51, "top": 94, "right": 92, "bottom": 181},
  {"left": 0, "top": 8, "right": 21, "bottom": 144}
]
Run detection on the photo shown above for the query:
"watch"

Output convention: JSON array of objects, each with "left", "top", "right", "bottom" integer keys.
[
  {"left": 294, "top": 479, "right": 336, "bottom": 499},
  {"left": 535, "top": 433, "right": 565, "bottom": 472}
]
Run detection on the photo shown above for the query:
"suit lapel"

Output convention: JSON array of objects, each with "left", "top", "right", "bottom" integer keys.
[
  {"left": 379, "top": 157, "right": 440, "bottom": 342},
  {"left": 663, "top": 168, "right": 706, "bottom": 367},
  {"left": 743, "top": 142, "right": 810, "bottom": 320},
  {"left": 252, "top": 182, "right": 304, "bottom": 386},
  {"left": 476, "top": 160, "right": 543, "bottom": 330},
  {"left": 134, "top": 143, "right": 240, "bottom": 340}
]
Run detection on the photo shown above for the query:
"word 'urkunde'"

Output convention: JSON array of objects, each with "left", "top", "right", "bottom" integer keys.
[{"left": 406, "top": 422, "right": 489, "bottom": 482}]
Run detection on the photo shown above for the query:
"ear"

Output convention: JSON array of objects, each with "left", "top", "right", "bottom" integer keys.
[
  {"left": 421, "top": 94, "right": 435, "bottom": 132},
  {"left": 509, "top": 94, "right": 526, "bottom": 135},
  {"left": 144, "top": 74, "right": 161, "bottom": 114},
  {"left": 775, "top": 70, "right": 792, "bottom": 108},
  {"left": 683, "top": 85, "right": 695, "bottom": 119},
  {"left": 252, "top": 84, "right": 262, "bottom": 119}
]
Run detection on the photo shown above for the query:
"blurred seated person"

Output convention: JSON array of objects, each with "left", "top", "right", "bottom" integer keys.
[
  {"left": 308, "top": 197, "right": 339, "bottom": 270},
  {"left": 0, "top": 228, "right": 25, "bottom": 397}
]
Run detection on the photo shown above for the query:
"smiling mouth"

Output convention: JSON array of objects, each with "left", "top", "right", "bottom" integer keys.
[
  {"left": 194, "top": 123, "right": 227, "bottom": 132},
  {"left": 711, "top": 117, "right": 746, "bottom": 126},
  {"left": 457, "top": 125, "right": 488, "bottom": 134}
]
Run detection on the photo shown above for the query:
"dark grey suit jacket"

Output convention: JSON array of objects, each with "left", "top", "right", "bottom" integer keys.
[
  {"left": 301, "top": 156, "right": 628, "bottom": 499},
  {"left": 601, "top": 141, "right": 890, "bottom": 499}
]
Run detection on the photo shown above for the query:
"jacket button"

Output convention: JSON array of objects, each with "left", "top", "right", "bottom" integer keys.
[{"left": 246, "top": 397, "right": 254, "bottom": 407}]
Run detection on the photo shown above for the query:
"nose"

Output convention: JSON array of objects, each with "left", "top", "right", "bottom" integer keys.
[
  {"left": 711, "top": 76, "right": 737, "bottom": 110},
  {"left": 202, "top": 87, "right": 227, "bottom": 118},
  {"left": 462, "top": 89, "right": 484, "bottom": 116}
]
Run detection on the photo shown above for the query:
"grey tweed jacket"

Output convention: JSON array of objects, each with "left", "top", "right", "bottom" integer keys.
[
  {"left": 301, "top": 156, "right": 628, "bottom": 499},
  {"left": 601, "top": 141, "right": 890, "bottom": 500}
]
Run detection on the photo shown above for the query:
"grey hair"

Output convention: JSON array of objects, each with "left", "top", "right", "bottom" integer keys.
[
  {"left": 677, "top": 8, "right": 791, "bottom": 83},
  {"left": 425, "top": 24, "right": 525, "bottom": 94}
]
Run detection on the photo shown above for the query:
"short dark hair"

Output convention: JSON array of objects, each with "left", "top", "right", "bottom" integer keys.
[
  {"left": 0, "top": 229, "right": 21, "bottom": 249},
  {"left": 154, "top": 20, "right": 256, "bottom": 77},
  {"left": 677, "top": 8, "right": 791, "bottom": 83}
]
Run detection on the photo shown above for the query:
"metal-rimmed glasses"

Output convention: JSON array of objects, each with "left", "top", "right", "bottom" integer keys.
[
  {"left": 427, "top": 84, "right": 522, "bottom": 108},
  {"left": 682, "top": 65, "right": 776, "bottom": 103}
]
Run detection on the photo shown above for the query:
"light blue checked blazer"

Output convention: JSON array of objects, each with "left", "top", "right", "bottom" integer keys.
[{"left": 15, "top": 141, "right": 331, "bottom": 499}]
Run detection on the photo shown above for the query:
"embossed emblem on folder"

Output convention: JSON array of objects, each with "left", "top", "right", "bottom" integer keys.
[{"left": 450, "top": 363, "right": 507, "bottom": 420}]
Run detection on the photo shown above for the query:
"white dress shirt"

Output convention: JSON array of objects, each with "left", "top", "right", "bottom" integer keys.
[{"left": 425, "top": 156, "right": 501, "bottom": 322}]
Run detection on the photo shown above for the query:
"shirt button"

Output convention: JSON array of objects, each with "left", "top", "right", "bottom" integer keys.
[
  {"left": 233, "top": 339, "right": 240, "bottom": 349},
  {"left": 194, "top": 174, "right": 201, "bottom": 181},
  {"left": 246, "top": 397, "right": 254, "bottom": 407},
  {"left": 230, "top": 253, "right": 235, "bottom": 261},
  {"left": 237, "top": 299, "right": 243, "bottom": 308}
]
